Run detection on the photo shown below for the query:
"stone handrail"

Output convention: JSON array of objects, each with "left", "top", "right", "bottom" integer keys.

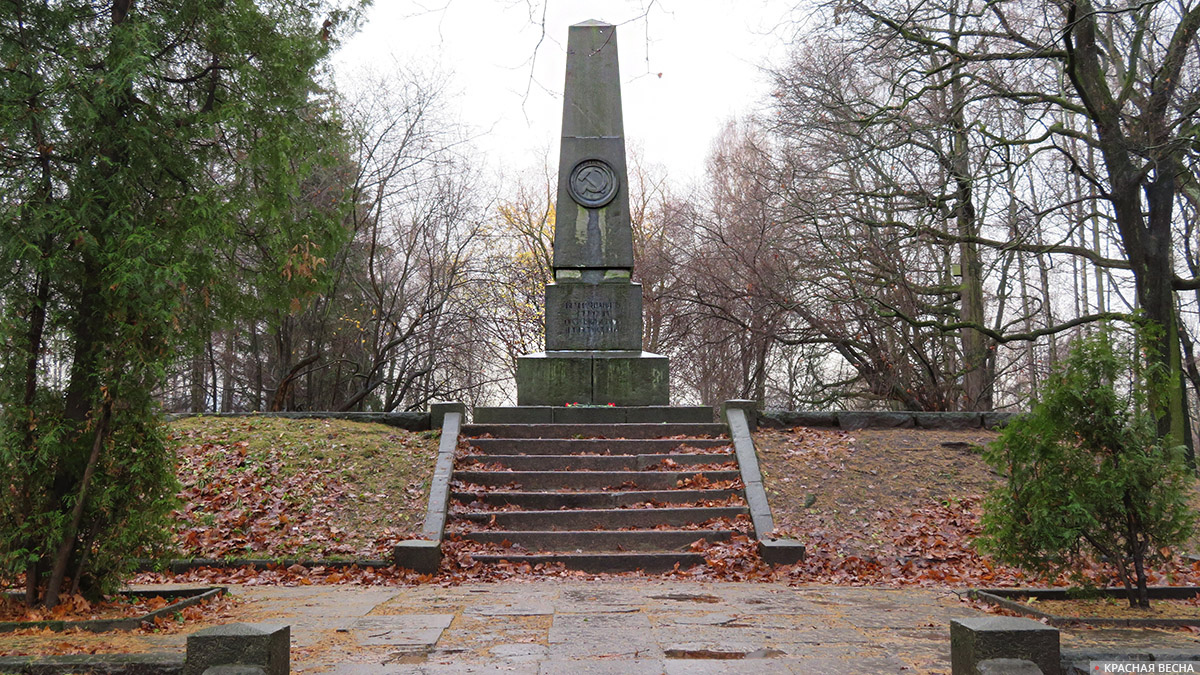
[
  {"left": 723, "top": 403, "right": 805, "bottom": 565},
  {"left": 393, "top": 402, "right": 465, "bottom": 574}
]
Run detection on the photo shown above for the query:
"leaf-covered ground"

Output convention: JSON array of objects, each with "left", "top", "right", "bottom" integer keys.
[
  {"left": 1030, "top": 596, "right": 1200, "bottom": 619},
  {"left": 0, "top": 592, "right": 189, "bottom": 623},
  {"left": 758, "top": 427, "right": 1000, "bottom": 558},
  {"left": 757, "top": 426, "right": 1200, "bottom": 588},
  {"left": 0, "top": 593, "right": 240, "bottom": 656},
  {"left": 167, "top": 416, "right": 440, "bottom": 560},
  {"left": 143, "top": 421, "right": 1200, "bottom": 590},
  {"left": 21, "top": 419, "right": 1200, "bottom": 603}
]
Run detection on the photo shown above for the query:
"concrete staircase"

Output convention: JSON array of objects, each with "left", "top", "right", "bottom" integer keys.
[{"left": 447, "top": 417, "right": 750, "bottom": 573}]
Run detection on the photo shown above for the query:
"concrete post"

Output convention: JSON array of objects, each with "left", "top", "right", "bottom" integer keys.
[
  {"left": 721, "top": 400, "right": 759, "bottom": 432},
  {"left": 724, "top": 406, "right": 804, "bottom": 565},
  {"left": 184, "top": 623, "right": 289, "bottom": 675},
  {"left": 950, "top": 617, "right": 1060, "bottom": 675}
]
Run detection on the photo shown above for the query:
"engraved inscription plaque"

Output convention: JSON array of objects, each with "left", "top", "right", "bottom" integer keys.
[
  {"left": 544, "top": 283, "right": 642, "bottom": 351},
  {"left": 563, "top": 300, "right": 618, "bottom": 335}
]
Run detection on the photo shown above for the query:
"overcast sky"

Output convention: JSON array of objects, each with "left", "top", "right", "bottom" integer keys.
[{"left": 332, "top": 1, "right": 804, "bottom": 183}]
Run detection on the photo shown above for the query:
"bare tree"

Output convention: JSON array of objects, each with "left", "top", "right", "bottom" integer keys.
[
  {"left": 168, "top": 65, "right": 492, "bottom": 412},
  {"left": 829, "top": 0, "right": 1200, "bottom": 448}
]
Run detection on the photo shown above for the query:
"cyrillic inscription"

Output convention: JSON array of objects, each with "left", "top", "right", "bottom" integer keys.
[{"left": 562, "top": 300, "right": 618, "bottom": 334}]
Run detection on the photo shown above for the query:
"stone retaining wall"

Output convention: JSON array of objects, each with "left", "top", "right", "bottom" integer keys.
[
  {"left": 164, "top": 409, "right": 1017, "bottom": 432},
  {"left": 165, "top": 411, "right": 431, "bottom": 431},
  {"left": 759, "top": 410, "right": 1017, "bottom": 430}
]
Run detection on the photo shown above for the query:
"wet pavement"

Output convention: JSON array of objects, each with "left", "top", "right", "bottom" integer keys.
[
  {"left": 104, "top": 579, "right": 1200, "bottom": 674},
  {"left": 6, "top": 579, "right": 1200, "bottom": 673}
]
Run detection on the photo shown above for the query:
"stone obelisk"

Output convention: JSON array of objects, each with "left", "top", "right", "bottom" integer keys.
[{"left": 515, "top": 20, "right": 669, "bottom": 405}]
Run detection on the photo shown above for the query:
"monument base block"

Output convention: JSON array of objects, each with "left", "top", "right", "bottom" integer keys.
[
  {"left": 516, "top": 350, "right": 668, "bottom": 406},
  {"left": 545, "top": 282, "right": 643, "bottom": 351}
]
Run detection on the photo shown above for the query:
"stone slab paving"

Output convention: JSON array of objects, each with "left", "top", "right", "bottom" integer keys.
[
  {"left": 223, "top": 579, "right": 1200, "bottom": 673},
  {"left": 9, "top": 580, "right": 1200, "bottom": 673}
]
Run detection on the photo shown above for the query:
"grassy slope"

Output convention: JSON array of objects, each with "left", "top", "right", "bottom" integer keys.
[{"left": 167, "top": 416, "right": 439, "bottom": 560}]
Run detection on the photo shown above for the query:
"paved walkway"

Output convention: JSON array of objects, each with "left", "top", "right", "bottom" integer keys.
[
  {"left": 121, "top": 579, "right": 1200, "bottom": 674},
  {"left": 8, "top": 579, "right": 1200, "bottom": 673}
]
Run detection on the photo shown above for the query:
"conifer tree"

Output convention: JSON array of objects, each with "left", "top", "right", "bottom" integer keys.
[{"left": 0, "top": 0, "right": 359, "bottom": 607}]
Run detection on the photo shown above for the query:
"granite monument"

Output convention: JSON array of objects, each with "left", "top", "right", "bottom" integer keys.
[{"left": 516, "top": 20, "right": 669, "bottom": 405}]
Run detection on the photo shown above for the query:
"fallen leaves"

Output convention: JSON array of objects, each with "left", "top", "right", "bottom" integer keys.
[
  {"left": 683, "top": 535, "right": 773, "bottom": 581},
  {"left": 752, "top": 426, "right": 1200, "bottom": 590},
  {"left": 644, "top": 458, "right": 738, "bottom": 471},
  {"left": 0, "top": 590, "right": 236, "bottom": 647},
  {"left": 120, "top": 421, "right": 1200, "bottom": 596},
  {"left": 451, "top": 480, "right": 522, "bottom": 492},
  {"left": 169, "top": 417, "right": 438, "bottom": 560},
  {"left": 620, "top": 495, "right": 747, "bottom": 509},
  {"left": 675, "top": 474, "right": 744, "bottom": 490},
  {"left": 134, "top": 563, "right": 426, "bottom": 587},
  {"left": 0, "top": 592, "right": 196, "bottom": 624}
]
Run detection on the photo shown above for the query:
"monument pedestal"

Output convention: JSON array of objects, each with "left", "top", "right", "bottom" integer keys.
[{"left": 516, "top": 350, "right": 668, "bottom": 406}]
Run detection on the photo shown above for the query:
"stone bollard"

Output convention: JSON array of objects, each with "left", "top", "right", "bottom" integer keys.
[
  {"left": 758, "top": 538, "right": 806, "bottom": 565},
  {"left": 185, "top": 623, "right": 290, "bottom": 675},
  {"left": 951, "top": 617, "right": 1059, "bottom": 675},
  {"left": 393, "top": 539, "right": 442, "bottom": 574}
]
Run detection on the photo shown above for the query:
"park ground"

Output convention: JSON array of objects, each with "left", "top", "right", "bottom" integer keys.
[
  {"left": 10, "top": 578, "right": 1200, "bottom": 673},
  {"left": 5, "top": 417, "right": 1200, "bottom": 670}
]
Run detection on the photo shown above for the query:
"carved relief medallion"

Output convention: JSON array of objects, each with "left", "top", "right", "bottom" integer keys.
[{"left": 568, "top": 159, "right": 619, "bottom": 208}]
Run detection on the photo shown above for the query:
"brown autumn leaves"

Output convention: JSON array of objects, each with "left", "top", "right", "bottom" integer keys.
[{"left": 130, "top": 419, "right": 1200, "bottom": 590}]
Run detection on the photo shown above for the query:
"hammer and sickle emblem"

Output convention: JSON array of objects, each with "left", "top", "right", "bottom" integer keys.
[
  {"left": 577, "top": 166, "right": 610, "bottom": 197},
  {"left": 568, "top": 159, "right": 619, "bottom": 208}
]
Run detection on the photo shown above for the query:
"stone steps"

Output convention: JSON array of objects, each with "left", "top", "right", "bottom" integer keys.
[
  {"left": 464, "top": 552, "right": 707, "bottom": 573},
  {"left": 448, "top": 420, "right": 749, "bottom": 572},
  {"left": 461, "top": 423, "right": 727, "bottom": 439},
  {"left": 458, "top": 453, "right": 734, "bottom": 472},
  {"left": 472, "top": 406, "right": 713, "bottom": 425},
  {"left": 460, "top": 529, "right": 734, "bottom": 552},
  {"left": 456, "top": 506, "right": 747, "bottom": 530},
  {"left": 452, "top": 470, "right": 741, "bottom": 490},
  {"left": 450, "top": 489, "right": 741, "bottom": 510},
  {"left": 464, "top": 438, "right": 731, "bottom": 455}
]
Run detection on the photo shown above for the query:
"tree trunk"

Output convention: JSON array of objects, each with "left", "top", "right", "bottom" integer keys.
[
  {"left": 270, "top": 352, "right": 320, "bottom": 412},
  {"left": 20, "top": 266, "right": 51, "bottom": 605},
  {"left": 948, "top": 26, "right": 993, "bottom": 412},
  {"left": 1062, "top": 0, "right": 1195, "bottom": 460},
  {"left": 20, "top": 77, "right": 56, "bottom": 604},
  {"left": 250, "top": 320, "right": 264, "bottom": 411},
  {"left": 220, "top": 332, "right": 234, "bottom": 412},
  {"left": 1103, "top": 175, "right": 1191, "bottom": 458},
  {"left": 44, "top": 399, "right": 112, "bottom": 608}
]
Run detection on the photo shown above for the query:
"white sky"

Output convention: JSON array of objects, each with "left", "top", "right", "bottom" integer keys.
[{"left": 332, "top": 1, "right": 803, "bottom": 183}]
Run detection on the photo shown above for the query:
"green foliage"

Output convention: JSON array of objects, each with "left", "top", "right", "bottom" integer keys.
[
  {"left": 0, "top": 0, "right": 359, "bottom": 606},
  {"left": 977, "top": 328, "right": 1195, "bottom": 607}
]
